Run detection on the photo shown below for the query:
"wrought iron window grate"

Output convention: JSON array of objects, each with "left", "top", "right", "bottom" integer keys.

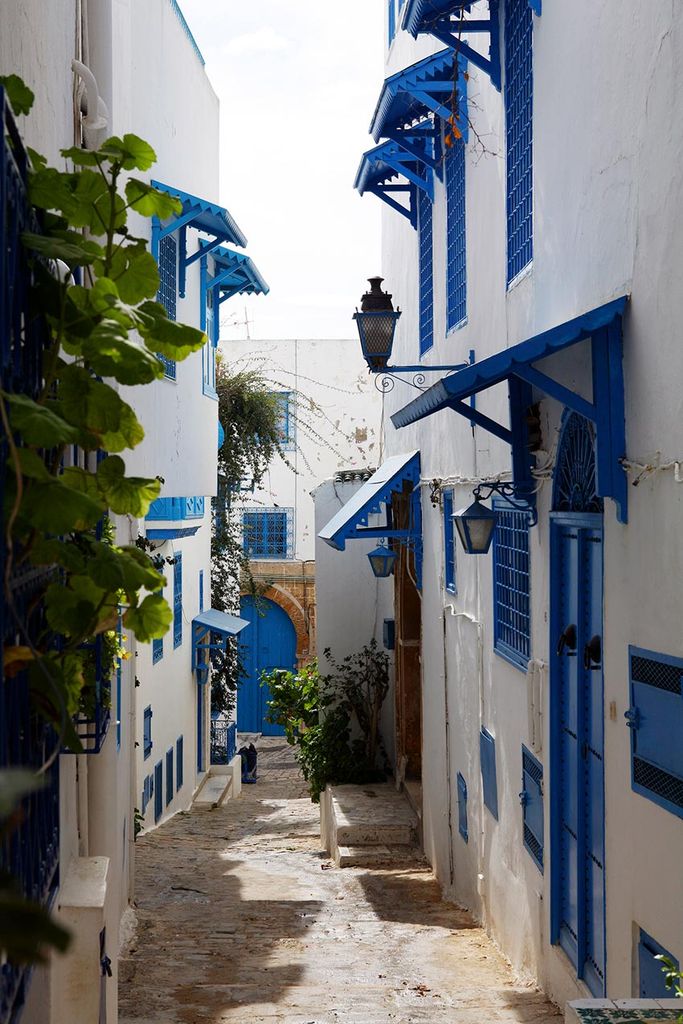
[
  {"left": 493, "top": 503, "right": 531, "bottom": 668},
  {"left": 631, "top": 655, "right": 682, "bottom": 695},
  {"left": 445, "top": 136, "right": 466, "bottom": 330},
  {"left": 274, "top": 392, "right": 296, "bottom": 450},
  {"left": 242, "top": 509, "right": 294, "bottom": 560},
  {"left": 157, "top": 234, "right": 177, "bottom": 379},
  {"left": 418, "top": 189, "right": 434, "bottom": 355},
  {"left": 505, "top": 0, "right": 533, "bottom": 283},
  {"left": 210, "top": 720, "right": 237, "bottom": 765},
  {"left": 173, "top": 553, "right": 183, "bottom": 648}
]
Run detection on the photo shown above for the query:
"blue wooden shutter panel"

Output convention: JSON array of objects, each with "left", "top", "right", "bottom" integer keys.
[
  {"left": 143, "top": 706, "right": 153, "bottom": 760},
  {"left": 480, "top": 728, "right": 499, "bottom": 819},
  {"left": 176, "top": 736, "right": 184, "bottom": 791},
  {"left": 165, "top": 748, "right": 174, "bottom": 806},
  {"left": 521, "top": 745, "right": 543, "bottom": 871},
  {"left": 457, "top": 772, "right": 468, "bottom": 842},
  {"left": 173, "top": 554, "right": 183, "bottom": 648},
  {"left": 505, "top": 0, "right": 533, "bottom": 282},
  {"left": 443, "top": 490, "right": 456, "bottom": 593},
  {"left": 418, "top": 189, "right": 434, "bottom": 355},
  {"left": 638, "top": 929, "right": 679, "bottom": 998},
  {"left": 628, "top": 647, "right": 683, "bottom": 818},
  {"left": 154, "top": 761, "right": 163, "bottom": 822}
]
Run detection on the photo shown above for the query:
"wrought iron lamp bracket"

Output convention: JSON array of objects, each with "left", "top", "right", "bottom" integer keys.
[
  {"left": 473, "top": 481, "right": 538, "bottom": 526},
  {"left": 374, "top": 361, "right": 470, "bottom": 394}
]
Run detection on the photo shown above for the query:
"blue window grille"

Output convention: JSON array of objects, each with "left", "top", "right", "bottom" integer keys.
[
  {"left": 152, "top": 633, "right": 163, "bottom": 664},
  {"left": 242, "top": 509, "right": 294, "bottom": 560},
  {"left": 521, "top": 745, "right": 543, "bottom": 871},
  {"left": 274, "top": 392, "right": 296, "bottom": 449},
  {"left": 457, "top": 772, "right": 468, "bottom": 842},
  {"left": 173, "top": 553, "right": 183, "bottom": 648},
  {"left": 418, "top": 189, "right": 434, "bottom": 355},
  {"left": 638, "top": 929, "right": 679, "bottom": 998},
  {"left": 143, "top": 706, "right": 153, "bottom": 760},
  {"left": 492, "top": 501, "right": 531, "bottom": 669},
  {"left": 176, "top": 736, "right": 184, "bottom": 791},
  {"left": 442, "top": 489, "right": 456, "bottom": 593},
  {"left": 157, "top": 233, "right": 177, "bottom": 379},
  {"left": 210, "top": 720, "right": 237, "bottom": 765},
  {"left": 154, "top": 760, "right": 163, "bottom": 822},
  {"left": 388, "top": 0, "right": 396, "bottom": 45},
  {"left": 480, "top": 727, "right": 499, "bottom": 819},
  {"left": 199, "top": 569, "right": 204, "bottom": 613},
  {"left": 505, "top": 0, "right": 533, "bottom": 283},
  {"left": 165, "top": 748, "right": 174, "bottom": 806},
  {"left": 445, "top": 133, "right": 467, "bottom": 330},
  {"left": 627, "top": 646, "right": 683, "bottom": 820},
  {"left": 0, "top": 90, "right": 61, "bottom": 1023}
]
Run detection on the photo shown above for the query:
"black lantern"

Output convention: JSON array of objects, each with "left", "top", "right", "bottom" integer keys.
[
  {"left": 353, "top": 277, "right": 401, "bottom": 371},
  {"left": 367, "top": 542, "right": 397, "bottom": 577},
  {"left": 452, "top": 498, "right": 497, "bottom": 555}
]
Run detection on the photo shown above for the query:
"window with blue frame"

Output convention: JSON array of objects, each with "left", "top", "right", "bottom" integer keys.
[
  {"left": 628, "top": 646, "right": 683, "bottom": 820},
  {"left": 492, "top": 501, "right": 531, "bottom": 669},
  {"left": 176, "top": 735, "right": 184, "bottom": 791},
  {"left": 457, "top": 772, "right": 468, "bottom": 842},
  {"left": 152, "top": 633, "right": 163, "bottom": 664},
  {"left": 505, "top": 0, "right": 533, "bottom": 284},
  {"left": 143, "top": 706, "right": 153, "bottom": 760},
  {"left": 242, "top": 508, "right": 294, "bottom": 560},
  {"left": 445, "top": 129, "right": 467, "bottom": 330},
  {"left": 274, "top": 392, "right": 295, "bottom": 449},
  {"left": 157, "top": 234, "right": 178, "bottom": 379},
  {"left": 521, "top": 745, "right": 543, "bottom": 871},
  {"left": 173, "top": 553, "right": 183, "bottom": 648},
  {"left": 418, "top": 189, "right": 434, "bottom": 355},
  {"left": 442, "top": 490, "right": 457, "bottom": 593}
]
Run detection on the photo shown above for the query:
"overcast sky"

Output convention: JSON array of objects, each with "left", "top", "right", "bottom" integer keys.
[{"left": 178, "top": 1, "right": 384, "bottom": 341}]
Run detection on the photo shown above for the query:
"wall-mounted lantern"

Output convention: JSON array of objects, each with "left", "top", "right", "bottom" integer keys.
[
  {"left": 353, "top": 277, "right": 402, "bottom": 371},
  {"left": 367, "top": 542, "right": 397, "bottom": 578},
  {"left": 452, "top": 482, "right": 537, "bottom": 555}
]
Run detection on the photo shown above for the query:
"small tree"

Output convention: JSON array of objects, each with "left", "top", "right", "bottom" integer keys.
[{"left": 325, "top": 640, "right": 390, "bottom": 770}]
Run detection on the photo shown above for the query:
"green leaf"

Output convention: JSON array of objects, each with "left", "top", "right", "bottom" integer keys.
[
  {"left": 6, "top": 448, "right": 52, "bottom": 481},
  {"left": 104, "top": 246, "right": 159, "bottom": 303},
  {"left": 27, "top": 147, "right": 48, "bottom": 170},
  {"left": 68, "top": 169, "right": 112, "bottom": 233},
  {"left": 98, "top": 134, "right": 157, "bottom": 171},
  {"left": 139, "top": 301, "right": 206, "bottom": 359},
  {"left": 96, "top": 456, "right": 161, "bottom": 516},
  {"left": 0, "top": 75, "right": 35, "bottom": 116},
  {"left": 124, "top": 593, "right": 172, "bottom": 642},
  {"left": 57, "top": 366, "right": 145, "bottom": 452},
  {"left": 30, "top": 538, "right": 87, "bottom": 573},
  {"left": 60, "top": 146, "right": 100, "bottom": 167},
  {"left": 29, "top": 167, "right": 79, "bottom": 217},
  {"left": 87, "top": 542, "right": 164, "bottom": 596},
  {"left": 125, "top": 179, "right": 181, "bottom": 219},
  {"left": 27, "top": 654, "right": 84, "bottom": 747},
  {"left": 0, "top": 886, "right": 71, "bottom": 964},
  {"left": 20, "top": 477, "right": 105, "bottom": 532},
  {"left": 21, "top": 231, "right": 102, "bottom": 267},
  {"left": 81, "top": 319, "right": 164, "bottom": 385},
  {"left": 4, "top": 392, "right": 80, "bottom": 446},
  {"left": 0, "top": 770, "right": 44, "bottom": 819}
]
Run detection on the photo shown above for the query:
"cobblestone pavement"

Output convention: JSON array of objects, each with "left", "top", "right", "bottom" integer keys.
[{"left": 119, "top": 739, "right": 562, "bottom": 1024}]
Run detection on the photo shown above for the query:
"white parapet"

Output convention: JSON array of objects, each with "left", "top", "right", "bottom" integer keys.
[{"left": 54, "top": 856, "right": 110, "bottom": 1024}]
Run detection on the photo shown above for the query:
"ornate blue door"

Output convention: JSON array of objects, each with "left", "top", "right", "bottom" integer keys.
[
  {"left": 550, "top": 414, "right": 606, "bottom": 995},
  {"left": 237, "top": 596, "right": 296, "bottom": 735}
]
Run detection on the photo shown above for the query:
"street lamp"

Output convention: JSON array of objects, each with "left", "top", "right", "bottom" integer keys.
[
  {"left": 367, "top": 542, "right": 397, "bottom": 578},
  {"left": 353, "top": 277, "right": 401, "bottom": 371},
  {"left": 452, "top": 482, "right": 537, "bottom": 555}
]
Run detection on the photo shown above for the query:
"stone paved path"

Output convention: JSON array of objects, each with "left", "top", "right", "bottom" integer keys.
[{"left": 119, "top": 739, "right": 562, "bottom": 1024}]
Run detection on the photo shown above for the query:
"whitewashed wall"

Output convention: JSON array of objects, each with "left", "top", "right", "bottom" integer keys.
[{"left": 371, "top": 0, "right": 683, "bottom": 1007}]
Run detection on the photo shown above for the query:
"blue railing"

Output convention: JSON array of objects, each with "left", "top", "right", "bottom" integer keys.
[
  {"left": 210, "top": 720, "right": 237, "bottom": 765},
  {"left": 0, "top": 87, "right": 61, "bottom": 1024}
]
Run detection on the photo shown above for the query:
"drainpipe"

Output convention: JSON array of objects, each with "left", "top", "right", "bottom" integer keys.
[
  {"left": 71, "top": 58, "right": 109, "bottom": 149},
  {"left": 442, "top": 606, "right": 455, "bottom": 887}
]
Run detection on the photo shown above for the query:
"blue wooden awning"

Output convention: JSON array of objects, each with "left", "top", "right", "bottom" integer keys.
[
  {"left": 192, "top": 609, "right": 250, "bottom": 681},
  {"left": 354, "top": 139, "right": 434, "bottom": 228},
  {"left": 370, "top": 48, "right": 461, "bottom": 143},
  {"left": 391, "top": 297, "right": 628, "bottom": 522},
  {"left": 401, "top": 1, "right": 503, "bottom": 88},
  {"left": 210, "top": 246, "right": 269, "bottom": 304},
  {"left": 319, "top": 451, "right": 421, "bottom": 551}
]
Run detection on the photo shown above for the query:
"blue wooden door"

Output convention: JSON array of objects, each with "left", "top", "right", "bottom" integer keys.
[
  {"left": 551, "top": 514, "right": 605, "bottom": 995},
  {"left": 237, "top": 597, "right": 296, "bottom": 735}
]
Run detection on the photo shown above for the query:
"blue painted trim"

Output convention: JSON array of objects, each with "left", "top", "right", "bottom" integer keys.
[
  {"left": 638, "top": 929, "right": 679, "bottom": 998},
  {"left": 143, "top": 706, "right": 153, "bottom": 760},
  {"left": 355, "top": 137, "right": 433, "bottom": 228},
  {"left": 480, "top": 728, "right": 499, "bottom": 819},
  {"left": 154, "top": 760, "right": 163, "bottom": 822},
  {"left": 418, "top": 189, "right": 434, "bottom": 355},
  {"left": 370, "top": 48, "right": 463, "bottom": 142},
  {"left": 167, "top": 0, "right": 205, "bottom": 65},
  {"left": 176, "top": 735, "right": 184, "bottom": 791},
  {"left": 505, "top": 0, "right": 533, "bottom": 282},
  {"left": 443, "top": 489, "right": 456, "bottom": 593},
  {"left": 147, "top": 496, "right": 205, "bottom": 521},
  {"left": 209, "top": 245, "right": 269, "bottom": 302},
  {"left": 165, "top": 747, "right": 174, "bottom": 806},
  {"left": 146, "top": 526, "right": 201, "bottom": 540},
  {"left": 521, "top": 745, "right": 544, "bottom": 871},
  {"left": 457, "top": 772, "right": 468, "bottom": 841},
  {"left": 401, "top": 0, "right": 502, "bottom": 90},
  {"left": 173, "top": 554, "right": 183, "bottom": 649},
  {"left": 151, "top": 180, "right": 247, "bottom": 249}
]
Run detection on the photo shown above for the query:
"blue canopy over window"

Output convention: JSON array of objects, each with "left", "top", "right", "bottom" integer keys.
[
  {"left": 370, "top": 48, "right": 460, "bottom": 142},
  {"left": 211, "top": 246, "right": 269, "bottom": 303},
  {"left": 192, "top": 609, "right": 250, "bottom": 684},
  {"left": 391, "top": 297, "right": 628, "bottom": 522},
  {"left": 150, "top": 180, "right": 247, "bottom": 297},
  {"left": 355, "top": 139, "right": 433, "bottom": 227}
]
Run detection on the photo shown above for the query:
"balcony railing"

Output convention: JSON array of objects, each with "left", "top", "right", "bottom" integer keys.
[{"left": 210, "top": 719, "right": 237, "bottom": 765}]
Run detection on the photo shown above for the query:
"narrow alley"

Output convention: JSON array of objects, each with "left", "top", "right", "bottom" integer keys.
[{"left": 119, "top": 741, "right": 563, "bottom": 1024}]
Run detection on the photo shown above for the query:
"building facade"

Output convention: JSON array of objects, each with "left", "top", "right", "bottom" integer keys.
[{"left": 320, "top": 0, "right": 683, "bottom": 1008}]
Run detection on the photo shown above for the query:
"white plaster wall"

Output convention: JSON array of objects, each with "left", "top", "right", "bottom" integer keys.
[
  {"left": 371, "top": 0, "right": 683, "bottom": 1007},
  {"left": 225, "top": 338, "right": 382, "bottom": 561}
]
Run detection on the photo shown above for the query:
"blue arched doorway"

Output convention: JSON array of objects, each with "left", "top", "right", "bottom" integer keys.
[{"left": 237, "top": 596, "right": 297, "bottom": 735}]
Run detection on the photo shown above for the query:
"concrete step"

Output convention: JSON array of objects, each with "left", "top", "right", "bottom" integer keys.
[
  {"left": 331, "top": 783, "right": 418, "bottom": 847},
  {"left": 335, "top": 843, "right": 425, "bottom": 868},
  {"left": 193, "top": 773, "right": 231, "bottom": 807}
]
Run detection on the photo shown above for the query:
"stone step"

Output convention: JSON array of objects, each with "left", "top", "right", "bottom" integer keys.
[
  {"left": 193, "top": 773, "right": 232, "bottom": 807},
  {"left": 335, "top": 843, "right": 425, "bottom": 868},
  {"left": 327, "top": 783, "right": 419, "bottom": 854},
  {"left": 335, "top": 821, "right": 416, "bottom": 846}
]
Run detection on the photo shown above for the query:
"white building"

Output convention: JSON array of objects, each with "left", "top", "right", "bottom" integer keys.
[
  {"left": 318, "top": 0, "right": 683, "bottom": 1008},
  {"left": 224, "top": 337, "right": 381, "bottom": 733},
  {"left": 0, "top": 2, "right": 265, "bottom": 1021}
]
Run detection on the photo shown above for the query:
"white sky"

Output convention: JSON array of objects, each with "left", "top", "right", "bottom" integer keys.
[{"left": 178, "top": 1, "right": 384, "bottom": 341}]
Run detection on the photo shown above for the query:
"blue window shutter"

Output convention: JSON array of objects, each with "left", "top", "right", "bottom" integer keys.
[
  {"left": 176, "top": 736, "right": 184, "bottom": 791},
  {"left": 418, "top": 189, "right": 434, "bottom": 355},
  {"left": 480, "top": 728, "right": 499, "bottom": 819},
  {"left": 457, "top": 772, "right": 468, "bottom": 842},
  {"left": 387, "top": 0, "right": 396, "bottom": 45},
  {"left": 274, "top": 392, "right": 295, "bottom": 449},
  {"left": 445, "top": 130, "right": 467, "bottom": 331},
  {"left": 443, "top": 490, "right": 456, "bottom": 593},
  {"left": 157, "top": 234, "right": 177, "bottom": 378},
  {"left": 143, "top": 706, "right": 153, "bottom": 760},
  {"left": 493, "top": 501, "right": 531, "bottom": 669},
  {"left": 628, "top": 647, "right": 683, "bottom": 819},
  {"left": 154, "top": 761, "right": 163, "bottom": 822},
  {"left": 521, "top": 745, "right": 543, "bottom": 871},
  {"left": 152, "top": 634, "right": 163, "bottom": 664},
  {"left": 173, "top": 554, "right": 183, "bottom": 648},
  {"left": 505, "top": 0, "right": 533, "bottom": 283},
  {"left": 242, "top": 508, "right": 294, "bottom": 559},
  {"left": 638, "top": 929, "right": 679, "bottom": 998},
  {"left": 165, "top": 748, "right": 174, "bottom": 806},
  {"left": 199, "top": 569, "right": 204, "bottom": 613}
]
